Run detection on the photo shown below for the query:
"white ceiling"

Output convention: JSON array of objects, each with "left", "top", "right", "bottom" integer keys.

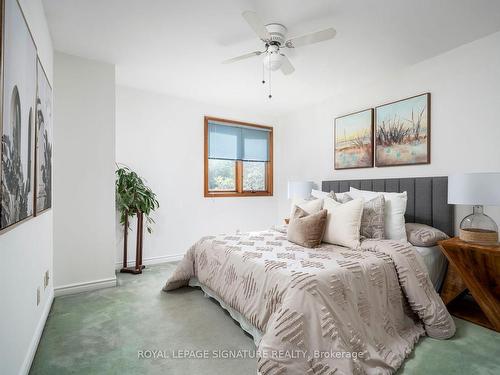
[{"left": 43, "top": 0, "right": 500, "bottom": 114}]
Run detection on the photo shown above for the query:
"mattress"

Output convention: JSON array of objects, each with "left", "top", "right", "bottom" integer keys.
[{"left": 414, "top": 245, "right": 447, "bottom": 291}]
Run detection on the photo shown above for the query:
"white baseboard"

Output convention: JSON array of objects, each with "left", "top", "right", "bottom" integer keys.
[
  {"left": 21, "top": 287, "right": 54, "bottom": 375},
  {"left": 115, "top": 253, "right": 184, "bottom": 269},
  {"left": 54, "top": 277, "right": 117, "bottom": 297}
]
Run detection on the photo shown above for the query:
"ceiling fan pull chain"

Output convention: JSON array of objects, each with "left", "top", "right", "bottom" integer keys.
[
  {"left": 268, "top": 57, "right": 272, "bottom": 99},
  {"left": 262, "top": 63, "right": 265, "bottom": 84}
]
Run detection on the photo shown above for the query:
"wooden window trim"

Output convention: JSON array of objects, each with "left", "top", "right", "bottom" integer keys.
[{"left": 204, "top": 116, "right": 273, "bottom": 198}]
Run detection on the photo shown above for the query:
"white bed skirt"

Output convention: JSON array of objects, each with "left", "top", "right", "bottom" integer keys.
[{"left": 189, "top": 277, "right": 263, "bottom": 346}]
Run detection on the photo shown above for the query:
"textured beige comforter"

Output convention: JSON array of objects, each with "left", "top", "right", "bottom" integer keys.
[{"left": 164, "top": 230, "right": 455, "bottom": 375}]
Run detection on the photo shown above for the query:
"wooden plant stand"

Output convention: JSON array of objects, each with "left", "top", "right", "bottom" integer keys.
[{"left": 120, "top": 211, "right": 146, "bottom": 275}]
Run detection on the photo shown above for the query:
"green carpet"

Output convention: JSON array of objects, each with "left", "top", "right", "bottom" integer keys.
[{"left": 30, "top": 263, "right": 499, "bottom": 375}]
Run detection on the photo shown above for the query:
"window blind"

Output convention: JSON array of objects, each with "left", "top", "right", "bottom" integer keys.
[{"left": 208, "top": 121, "right": 270, "bottom": 162}]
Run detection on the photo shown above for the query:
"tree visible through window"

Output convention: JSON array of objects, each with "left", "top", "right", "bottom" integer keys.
[
  {"left": 208, "top": 159, "right": 235, "bottom": 191},
  {"left": 204, "top": 117, "right": 273, "bottom": 197},
  {"left": 243, "top": 161, "right": 266, "bottom": 191}
]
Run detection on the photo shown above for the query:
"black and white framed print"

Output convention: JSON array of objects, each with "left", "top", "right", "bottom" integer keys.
[
  {"left": 35, "top": 59, "right": 53, "bottom": 214},
  {"left": 0, "top": 0, "right": 37, "bottom": 230}
]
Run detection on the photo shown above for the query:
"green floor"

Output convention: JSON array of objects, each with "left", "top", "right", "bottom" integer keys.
[{"left": 30, "top": 263, "right": 500, "bottom": 375}]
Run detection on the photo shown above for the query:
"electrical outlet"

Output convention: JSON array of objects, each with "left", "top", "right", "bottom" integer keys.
[
  {"left": 44, "top": 270, "right": 50, "bottom": 289},
  {"left": 37, "top": 287, "right": 41, "bottom": 306}
]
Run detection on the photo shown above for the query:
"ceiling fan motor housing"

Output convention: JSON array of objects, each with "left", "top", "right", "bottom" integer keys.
[{"left": 265, "top": 23, "right": 287, "bottom": 45}]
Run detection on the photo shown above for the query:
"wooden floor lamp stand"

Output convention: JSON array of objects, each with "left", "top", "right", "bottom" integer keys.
[{"left": 120, "top": 211, "right": 146, "bottom": 275}]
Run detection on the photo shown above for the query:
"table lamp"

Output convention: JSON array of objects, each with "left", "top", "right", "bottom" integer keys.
[
  {"left": 286, "top": 181, "right": 313, "bottom": 224},
  {"left": 287, "top": 181, "right": 313, "bottom": 200},
  {"left": 448, "top": 173, "right": 500, "bottom": 245}
]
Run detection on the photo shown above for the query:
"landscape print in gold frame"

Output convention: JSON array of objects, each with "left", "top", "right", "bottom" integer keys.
[
  {"left": 375, "top": 93, "right": 430, "bottom": 167},
  {"left": 334, "top": 109, "right": 373, "bottom": 170}
]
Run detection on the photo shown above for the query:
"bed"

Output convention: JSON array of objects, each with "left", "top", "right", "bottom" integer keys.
[{"left": 164, "top": 177, "right": 455, "bottom": 375}]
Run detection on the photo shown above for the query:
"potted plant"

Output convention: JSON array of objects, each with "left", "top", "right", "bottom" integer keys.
[{"left": 116, "top": 165, "right": 159, "bottom": 273}]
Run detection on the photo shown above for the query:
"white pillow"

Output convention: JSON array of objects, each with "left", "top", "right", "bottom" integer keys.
[
  {"left": 311, "top": 189, "right": 329, "bottom": 199},
  {"left": 322, "top": 197, "right": 364, "bottom": 249},
  {"left": 290, "top": 198, "right": 323, "bottom": 216},
  {"left": 349, "top": 187, "right": 407, "bottom": 241}
]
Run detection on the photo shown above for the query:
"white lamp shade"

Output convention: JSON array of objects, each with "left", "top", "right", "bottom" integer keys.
[
  {"left": 288, "top": 181, "right": 313, "bottom": 200},
  {"left": 448, "top": 173, "right": 500, "bottom": 206},
  {"left": 263, "top": 52, "right": 284, "bottom": 71}
]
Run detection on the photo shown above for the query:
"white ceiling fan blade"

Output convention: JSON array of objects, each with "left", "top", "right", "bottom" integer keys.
[
  {"left": 222, "top": 51, "right": 263, "bottom": 64},
  {"left": 285, "top": 27, "right": 336, "bottom": 48},
  {"left": 280, "top": 55, "right": 295, "bottom": 75},
  {"left": 242, "top": 10, "right": 271, "bottom": 41}
]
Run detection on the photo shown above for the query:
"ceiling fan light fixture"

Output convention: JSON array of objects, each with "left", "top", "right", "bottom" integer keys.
[{"left": 263, "top": 52, "right": 284, "bottom": 71}]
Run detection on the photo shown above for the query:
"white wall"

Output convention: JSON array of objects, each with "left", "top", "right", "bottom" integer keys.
[
  {"left": 0, "top": 1, "right": 53, "bottom": 374},
  {"left": 115, "top": 86, "right": 278, "bottom": 264},
  {"left": 53, "top": 52, "right": 116, "bottom": 291},
  {"left": 275, "top": 31, "right": 500, "bottom": 232}
]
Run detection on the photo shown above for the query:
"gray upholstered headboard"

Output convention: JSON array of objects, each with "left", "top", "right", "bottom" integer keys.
[{"left": 322, "top": 176, "right": 454, "bottom": 236}]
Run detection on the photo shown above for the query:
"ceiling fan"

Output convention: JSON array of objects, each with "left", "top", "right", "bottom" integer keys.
[{"left": 222, "top": 11, "right": 337, "bottom": 98}]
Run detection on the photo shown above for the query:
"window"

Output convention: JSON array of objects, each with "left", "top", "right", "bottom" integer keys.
[{"left": 204, "top": 116, "right": 273, "bottom": 197}]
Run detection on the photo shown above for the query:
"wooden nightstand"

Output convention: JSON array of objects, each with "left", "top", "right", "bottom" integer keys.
[{"left": 438, "top": 237, "right": 500, "bottom": 332}]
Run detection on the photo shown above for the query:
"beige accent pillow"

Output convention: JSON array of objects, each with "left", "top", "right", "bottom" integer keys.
[
  {"left": 289, "top": 198, "right": 323, "bottom": 216},
  {"left": 287, "top": 206, "right": 328, "bottom": 248},
  {"left": 406, "top": 223, "right": 449, "bottom": 247},
  {"left": 322, "top": 197, "right": 364, "bottom": 249}
]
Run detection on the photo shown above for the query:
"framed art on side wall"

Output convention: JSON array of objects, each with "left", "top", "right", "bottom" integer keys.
[
  {"left": 334, "top": 108, "right": 373, "bottom": 170},
  {"left": 0, "top": 0, "right": 37, "bottom": 231},
  {"left": 375, "top": 93, "right": 430, "bottom": 167}
]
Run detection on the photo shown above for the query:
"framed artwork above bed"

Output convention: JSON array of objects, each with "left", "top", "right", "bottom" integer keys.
[
  {"left": 375, "top": 93, "right": 430, "bottom": 167},
  {"left": 334, "top": 108, "right": 373, "bottom": 170}
]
